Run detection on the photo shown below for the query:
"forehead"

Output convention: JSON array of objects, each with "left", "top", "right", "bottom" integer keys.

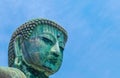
[{"left": 30, "top": 25, "right": 65, "bottom": 43}]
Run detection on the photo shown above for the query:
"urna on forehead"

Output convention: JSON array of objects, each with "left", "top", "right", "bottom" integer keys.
[{"left": 19, "top": 19, "right": 68, "bottom": 42}]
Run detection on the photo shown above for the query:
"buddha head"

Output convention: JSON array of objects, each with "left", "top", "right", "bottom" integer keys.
[{"left": 8, "top": 19, "right": 68, "bottom": 76}]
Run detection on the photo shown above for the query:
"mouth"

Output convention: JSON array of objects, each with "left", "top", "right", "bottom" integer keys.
[
  {"left": 48, "top": 58, "right": 58, "bottom": 64},
  {"left": 47, "top": 54, "right": 63, "bottom": 63}
]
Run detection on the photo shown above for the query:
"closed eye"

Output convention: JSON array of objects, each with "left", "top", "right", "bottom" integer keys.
[
  {"left": 59, "top": 46, "right": 64, "bottom": 53},
  {"left": 41, "top": 37, "right": 54, "bottom": 45}
]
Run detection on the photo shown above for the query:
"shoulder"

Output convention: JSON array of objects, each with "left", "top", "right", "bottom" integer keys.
[{"left": 0, "top": 67, "right": 26, "bottom": 78}]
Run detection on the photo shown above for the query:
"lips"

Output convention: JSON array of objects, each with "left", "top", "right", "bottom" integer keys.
[{"left": 49, "top": 58, "right": 58, "bottom": 64}]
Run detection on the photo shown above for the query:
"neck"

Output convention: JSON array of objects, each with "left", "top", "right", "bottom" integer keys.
[{"left": 14, "top": 61, "right": 48, "bottom": 78}]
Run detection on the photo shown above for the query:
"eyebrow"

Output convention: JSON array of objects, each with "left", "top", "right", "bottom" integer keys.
[{"left": 39, "top": 33, "right": 56, "bottom": 43}]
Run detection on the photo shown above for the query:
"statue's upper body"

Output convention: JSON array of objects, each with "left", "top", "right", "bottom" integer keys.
[{"left": 5, "top": 18, "right": 68, "bottom": 78}]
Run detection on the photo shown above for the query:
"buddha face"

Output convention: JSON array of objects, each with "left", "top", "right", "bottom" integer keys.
[{"left": 21, "top": 25, "right": 66, "bottom": 75}]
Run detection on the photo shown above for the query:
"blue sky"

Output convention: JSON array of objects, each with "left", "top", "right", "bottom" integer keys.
[{"left": 0, "top": 0, "right": 120, "bottom": 78}]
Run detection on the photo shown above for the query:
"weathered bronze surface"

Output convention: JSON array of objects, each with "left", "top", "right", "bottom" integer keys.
[
  {"left": 5, "top": 18, "right": 68, "bottom": 78},
  {"left": 0, "top": 67, "right": 26, "bottom": 78}
]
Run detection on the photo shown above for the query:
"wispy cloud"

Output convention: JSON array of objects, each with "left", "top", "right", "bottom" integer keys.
[{"left": 0, "top": 0, "right": 120, "bottom": 78}]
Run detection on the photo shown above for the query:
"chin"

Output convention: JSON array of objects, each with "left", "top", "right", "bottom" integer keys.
[{"left": 42, "top": 61, "right": 62, "bottom": 76}]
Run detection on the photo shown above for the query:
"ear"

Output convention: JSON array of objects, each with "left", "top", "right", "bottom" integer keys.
[
  {"left": 14, "top": 35, "right": 23, "bottom": 57},
  {"left": 14, "top": 35, "right": 23, "bottom": 66}
]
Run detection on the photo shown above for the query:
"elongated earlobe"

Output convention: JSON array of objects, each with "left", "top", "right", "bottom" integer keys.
[{"left": 14, "top": 35, "right": 23, "bottom": 67}]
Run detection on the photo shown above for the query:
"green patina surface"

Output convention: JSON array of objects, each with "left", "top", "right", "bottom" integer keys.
[
  {"left": 5, "top": 18, "right": 68, "bottom": 78},
  {"left": 0, "top": 67, "right": 26, "bottom": 78}
]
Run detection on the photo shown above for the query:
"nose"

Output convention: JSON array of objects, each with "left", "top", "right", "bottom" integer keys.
[{"left": 50, "top": 42, "right": 60, "bottom": 57}]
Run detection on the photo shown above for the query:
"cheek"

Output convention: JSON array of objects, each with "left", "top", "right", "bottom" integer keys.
[{"left": 23, "top": 40, "right": 52, "bottom": 64}]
